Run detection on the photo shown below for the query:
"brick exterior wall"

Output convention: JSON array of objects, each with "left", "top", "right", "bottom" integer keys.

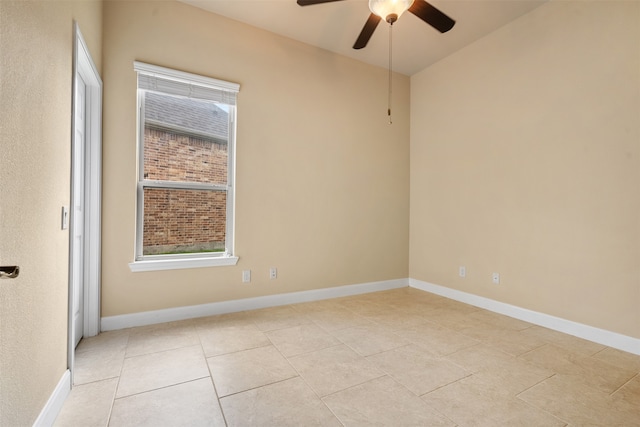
[
  {"left": 144, "top": 127, "right": 227, "bottom": 184},
  {"left": 143, "top": 127, "right": 228, "bottom": 254}
]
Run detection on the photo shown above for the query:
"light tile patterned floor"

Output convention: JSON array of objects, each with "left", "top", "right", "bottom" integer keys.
[{"left": 55, "top": 288, "right": 640, "bottom": 426}]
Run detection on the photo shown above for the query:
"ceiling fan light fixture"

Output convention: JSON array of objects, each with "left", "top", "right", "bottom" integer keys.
[{"left": 369, "top": 0, "right": 414, "bottom": 23}]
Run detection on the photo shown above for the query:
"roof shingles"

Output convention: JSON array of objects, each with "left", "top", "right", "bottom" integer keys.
[{"left": 144, "top": 92, "right": 228, "bottom": 140}]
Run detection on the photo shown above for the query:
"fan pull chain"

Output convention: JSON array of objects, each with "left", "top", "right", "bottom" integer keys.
[{"left": 388, "top": 22, "right": 393, "bottom": 125}]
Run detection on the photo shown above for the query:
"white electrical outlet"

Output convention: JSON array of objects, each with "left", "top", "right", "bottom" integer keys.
[
  {"left": 242, "top": 270, "right": 251, "bottom": 283},
  {"left": 269, "top": 267, "right": 277, "bottom": 280},
  {"left": 492, "top": 272, "right": 500, "bottom": 284},
  {"left": 459, "top": 266, "right": 466, "bottom": 278}
]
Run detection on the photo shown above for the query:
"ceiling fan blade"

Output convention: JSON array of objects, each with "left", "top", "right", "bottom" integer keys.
[
  {"left": 408, "top": 0, "right": 455, "bottom": 33},
  {"left": 353, "top": 13, "right": 382, "bottom": 50},
  {"left": 297, "top": 0, "right": 344, "bottom": 6}
]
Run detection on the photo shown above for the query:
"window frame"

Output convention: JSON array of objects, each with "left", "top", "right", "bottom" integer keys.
[{"left": 129, "top": 62, "right": 239, "bottom": 272}]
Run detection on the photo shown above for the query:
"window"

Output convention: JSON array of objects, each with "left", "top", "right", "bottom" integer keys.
[{"left": 130, "top": 62, "right": 239, "bottom": 272}]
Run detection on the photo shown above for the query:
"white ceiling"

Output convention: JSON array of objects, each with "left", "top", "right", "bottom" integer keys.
[{"left": 179, "top": 0, "right": 547, "bottom": 76}]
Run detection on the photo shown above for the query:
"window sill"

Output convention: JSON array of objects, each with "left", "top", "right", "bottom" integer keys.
[{"left": 129, "top": 255, "right": 239, "bottom": 272}]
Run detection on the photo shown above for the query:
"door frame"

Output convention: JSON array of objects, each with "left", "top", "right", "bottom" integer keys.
[{"left": 68, "top": 22, "right": 102, "bottom": 380}]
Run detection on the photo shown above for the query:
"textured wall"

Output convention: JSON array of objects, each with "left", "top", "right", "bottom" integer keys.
[
  {"left": 101, "top": 0, "right": 410, "bottom": 316},
  {"left": 410, "top": 1, "right": 640, "bottom": 338},
  {"left": 0, "top": 1, "right": 102, "bottom": 425}
]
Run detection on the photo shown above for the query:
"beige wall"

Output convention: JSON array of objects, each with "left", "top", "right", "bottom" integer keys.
[
  {"left": 410, "top": 0, "right": 639, "bottom": 338},
  {"left": 101, "top": 1, "right": 410, "bottom": 316},
  {"left": 0, "top": 1, "right": 102, "bottom": 424}
]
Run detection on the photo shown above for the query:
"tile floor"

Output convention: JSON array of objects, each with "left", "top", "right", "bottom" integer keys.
[{"left": 55, "top": 288, "right": 640, "bottom": 426}]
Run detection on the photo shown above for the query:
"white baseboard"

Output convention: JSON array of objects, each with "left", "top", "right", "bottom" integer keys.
[
  {"left": 409, "top": 278, "right": 640, "bottom": 356},
  {"left": 33, "top": 369, "right": 70, "bottom": 427},
  {"left": 100, "top": 276, "right": 639, "bottom": 356},
  {"left": 101, "top": 278, "right": 408, "bottom": 331}
]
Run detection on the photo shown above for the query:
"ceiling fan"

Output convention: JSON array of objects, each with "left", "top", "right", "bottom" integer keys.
[
  {"left": 298, "top": 0, "right": 455, "bottom": 124},
  {"left": 297, "top": 0, "right": 456, "bottom": 49}
]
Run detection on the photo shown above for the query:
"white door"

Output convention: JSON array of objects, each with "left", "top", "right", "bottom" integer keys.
[
  {"left": 69, "top": 24, "right": 102, "bottom": 380},
  {"left": 71, "top": 73, "right": 87, "bottom": 348}
]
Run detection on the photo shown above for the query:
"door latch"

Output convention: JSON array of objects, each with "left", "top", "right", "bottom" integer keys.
[{"left": 0, "top": 266, "right": 19, "bottom": 279}]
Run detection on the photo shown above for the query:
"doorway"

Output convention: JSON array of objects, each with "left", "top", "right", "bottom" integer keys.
[{"left": 69, "top": 22, "right": 102, "bottom": 381}]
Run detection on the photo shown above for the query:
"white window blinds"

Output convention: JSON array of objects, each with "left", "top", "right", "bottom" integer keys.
[{"left": 134, "top": 61, "right": 239, "bottom": 105}]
